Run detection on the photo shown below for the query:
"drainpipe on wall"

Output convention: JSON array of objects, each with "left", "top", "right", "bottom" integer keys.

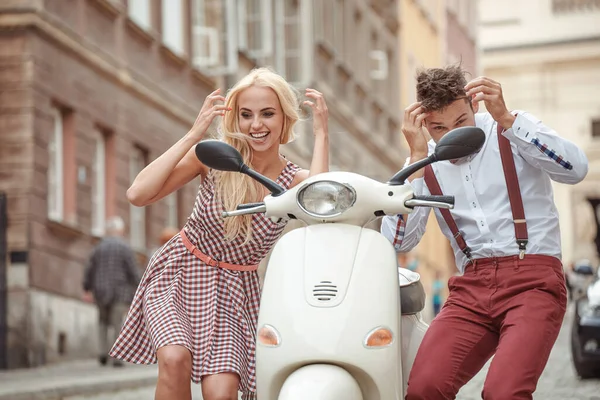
[{"left": 0, "top": 192, "right": 7, "bottom": 369}]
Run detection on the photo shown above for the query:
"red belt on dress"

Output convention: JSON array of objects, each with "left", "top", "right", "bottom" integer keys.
[{"left": 180, "top": 229, "right": 259, "bottom": 272}]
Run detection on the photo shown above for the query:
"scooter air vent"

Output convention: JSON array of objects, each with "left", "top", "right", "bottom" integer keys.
[{"left": 313, "top": 281, "right": 338, "bottom": 301}]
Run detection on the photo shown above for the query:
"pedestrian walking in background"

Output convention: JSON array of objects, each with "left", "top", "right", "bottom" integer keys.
[{"left": 83, "top": 216, "right": 141, "bottom": 367}]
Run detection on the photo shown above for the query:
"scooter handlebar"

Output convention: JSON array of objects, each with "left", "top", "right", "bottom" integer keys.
[
  {"left": 236, "top": 202, "right": 266, "bottom": 210},
  {"left": 222, "top": 203, "right": 267, "bottom": 218},
  {"left": 404, "top": 195, "right": 455, "bottom": 210}
]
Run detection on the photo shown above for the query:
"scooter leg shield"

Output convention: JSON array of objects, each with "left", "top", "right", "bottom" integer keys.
[{"left": 277, "top": 364, "right": 363, "bottom": 400}]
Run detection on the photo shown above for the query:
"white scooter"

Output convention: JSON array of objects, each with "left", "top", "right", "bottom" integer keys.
[{"left": 195, "top": 126, "right": 485, "bottom": 399}]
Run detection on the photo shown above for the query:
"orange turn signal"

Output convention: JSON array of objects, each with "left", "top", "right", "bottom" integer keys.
[
  {"left": 258, "top": 324, "right": 281, "bottom": 347},
  {"left": 364, "top": 327, "right": 394, "bottom": 348}
]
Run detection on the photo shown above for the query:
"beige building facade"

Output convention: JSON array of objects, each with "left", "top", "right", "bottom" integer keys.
[{"left": 478, "top": 0, "right": 600, "bottom": 267}]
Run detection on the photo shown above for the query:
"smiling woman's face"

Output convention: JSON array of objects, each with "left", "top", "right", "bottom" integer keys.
[
  {"left": 237, "top": 85, "right": 284, "bottom": 153},
  {"left": 425, "top": 98, "right": 478, "bottom": 142}
]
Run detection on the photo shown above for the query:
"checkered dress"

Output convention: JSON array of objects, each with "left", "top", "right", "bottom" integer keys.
[{"left": 110, "top": 161, "right": 299, "bottom": 399}]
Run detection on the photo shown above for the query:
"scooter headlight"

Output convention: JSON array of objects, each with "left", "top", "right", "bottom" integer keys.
[{"left": 297, "top": 181, "right": 356, "bottom": 217}]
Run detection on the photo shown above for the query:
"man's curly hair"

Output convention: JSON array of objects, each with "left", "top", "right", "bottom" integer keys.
[{"left": 416, "top": 65, "right": 469, "bottom": 112}]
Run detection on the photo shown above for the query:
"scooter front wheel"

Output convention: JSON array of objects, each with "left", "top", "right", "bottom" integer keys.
[{"left": 278, "top": 364, "right": 363, "bottom": 400}]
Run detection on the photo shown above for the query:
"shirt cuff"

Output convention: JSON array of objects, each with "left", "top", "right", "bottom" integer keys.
[{"left": 502, "top": 113, "right": 538, "bottom": 146}]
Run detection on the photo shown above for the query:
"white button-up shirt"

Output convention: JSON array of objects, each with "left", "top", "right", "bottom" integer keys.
[{"left": 381, "top": 111, "right": 589, "bottom": 273}]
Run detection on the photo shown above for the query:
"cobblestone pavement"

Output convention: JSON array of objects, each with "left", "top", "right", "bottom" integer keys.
[{"left": 66, "top": 306, "right": 600, "bottom": 400}]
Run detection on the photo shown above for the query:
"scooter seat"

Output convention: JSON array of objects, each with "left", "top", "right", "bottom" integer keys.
[{"left": 398, "top": 268, "right": 426, "bottom": 315}]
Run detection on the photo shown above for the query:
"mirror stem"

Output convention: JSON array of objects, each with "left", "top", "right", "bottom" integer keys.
[
  {"left": 387, "top": 154, "right": 437, "bottom": 185},
  {"left": 241, "top": 165, "right": 286, "bottom": 196}
]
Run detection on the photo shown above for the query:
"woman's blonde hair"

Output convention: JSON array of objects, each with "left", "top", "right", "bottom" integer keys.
[{"left": 215, "top": 67, "right": 301, "bottom": 243}]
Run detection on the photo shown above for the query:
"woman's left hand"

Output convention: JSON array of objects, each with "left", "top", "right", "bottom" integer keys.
[{"left": 304, "top": 88, "right": 329, "bottom": 137}]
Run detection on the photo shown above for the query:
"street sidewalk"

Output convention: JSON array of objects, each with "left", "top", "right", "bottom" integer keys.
[{"left": 0, "top": 359, "right": 159, "bottom": 400}]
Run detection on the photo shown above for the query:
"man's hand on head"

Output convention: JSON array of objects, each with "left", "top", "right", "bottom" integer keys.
[
  {"left": 465, "top": 77, "right": 516, "bottom": 130},
  {"left": 402, "top": 102, "right": 430, "bottom": 160}
]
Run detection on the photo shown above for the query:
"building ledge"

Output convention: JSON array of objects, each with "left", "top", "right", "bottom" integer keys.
[
  {"left": 46, "top": 219, "right": 84, "bottom": 240},
  {"left": 124, "top": 17, "right": 158, "bottom": 47},
  {"left": 483, "top": 35, "right": 600, "bottom": 53},
  {"left": 88, "top": 0, "right": 122, "bottom": 19},
  {"left": 0, "top": 9, "right": 215, "bottom": 127},
  {"left": 159, "top": 43, "right": 188, "bottom": 69}
]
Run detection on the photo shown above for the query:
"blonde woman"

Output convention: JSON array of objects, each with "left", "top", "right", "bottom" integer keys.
[{"left": 110, "top": 68, "right": 329, "bottom": 400}]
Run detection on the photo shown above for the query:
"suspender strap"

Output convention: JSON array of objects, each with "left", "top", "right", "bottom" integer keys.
[
  {"left": 422, "top": 120, "right": 528, "bottom": 260},
  {"left": 424, "top": 164, "right": 472, "bottom": 259},
  {"left": 497, "top": 122, "right": 528, "bottom": 259}
]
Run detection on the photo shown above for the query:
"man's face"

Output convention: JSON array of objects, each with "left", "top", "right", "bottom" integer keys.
[{"left": 424, "top": 98, "right": 478, "bottom": 143}]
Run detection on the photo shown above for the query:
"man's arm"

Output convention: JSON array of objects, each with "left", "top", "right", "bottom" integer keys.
[
  {"left": 465, "top": 76, "right": 588, "bottom": 184},
  {"left": 381, "top": 178, "right": 431, "bottom": 252},
  {"left": 382, "top": 101, "right": 434, "bottom": 251},
  {"left": 501, "top": 111, "right": 588, "bottom": 184}
]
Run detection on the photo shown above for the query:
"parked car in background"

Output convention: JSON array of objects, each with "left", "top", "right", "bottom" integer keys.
[
  {"left": 567, "top": 260, "right": 596, "bottom": 301},
  {"left": 571, "top": 263, "right": 600, "bottom": 379}
]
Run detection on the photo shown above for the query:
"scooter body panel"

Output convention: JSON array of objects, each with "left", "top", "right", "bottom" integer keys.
[
  {"left": 256, "top": 224, "right": 403, "bottom": 400},
  {"left": 277, "top": 364, "right": 363, "bottom": 400}
]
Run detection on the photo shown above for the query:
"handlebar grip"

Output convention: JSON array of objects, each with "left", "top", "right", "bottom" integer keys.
[
  {"left": 236, "top": 202, "right": 266, "bottom": 210},
  {"left": 412, "top": 195, "right": 455, "bottom": 206}
]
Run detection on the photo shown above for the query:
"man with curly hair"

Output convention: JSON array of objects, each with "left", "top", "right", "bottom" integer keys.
[{"left": 382, "top": 65, "right": 589, "bottom": 399}]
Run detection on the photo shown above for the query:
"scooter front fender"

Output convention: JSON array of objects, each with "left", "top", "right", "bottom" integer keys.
[{"left": 278, "top": 364, "right": 363, "bottom": 400}]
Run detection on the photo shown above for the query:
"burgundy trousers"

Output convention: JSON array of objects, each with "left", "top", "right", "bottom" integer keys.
[{"left": 406, "top": 255, "right": 567, "bottom": 400}]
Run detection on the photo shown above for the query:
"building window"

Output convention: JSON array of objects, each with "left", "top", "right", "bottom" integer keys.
[
  {"left": 593, "top": 119, "right": 600, "bottom": 138},
  {"left": 407, "top": 52, "right": 417, "bottom": 105},
  {"left": 321, "top": 0, "right": 334, "bottom": 46},
  {"left": 275, "top": 0, "right": 304, "bottom": 84},
  {"left": 130, "top": 147, "right": 148, "bottom": 249},
  {"left": 334, "top": 0, "right": 344, "bottom": 57},
  {"left": 353, "top": 10, "right": 368, "bottom": 83},
  {"left": 127, "top": 0, "right": 152, "bottom": 30},
  {"left": 48, "top": 107, "right": 64, "bottom": 222},
  {"left": 238, "top": 0, "right": 273, "bottom": 59},
  {"left": 162, "top": 0, "right": 185, "bottom": 55},
  {"left": 192, "top": 0, "right": 239, "bottom": 75},
  {"left": 91, "top": 129, "right": 107, "bottom": 236},
  {"left": 48, "top": 106, "right": 77, "bottom": 224}
]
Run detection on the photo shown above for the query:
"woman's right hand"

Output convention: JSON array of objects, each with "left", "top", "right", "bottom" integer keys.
[
  {"left": 188, "top": 89, "right": 230, "bottom": 141},
  {"left": 402, "top": 102, "right": 429, "bottom": 159}
]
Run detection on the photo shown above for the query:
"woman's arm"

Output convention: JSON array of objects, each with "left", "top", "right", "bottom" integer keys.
[
  {"left": 126, "top": 89, "right": 229, "bottom": 206},
  {"left": 305, "top": 88, "right": 329, "bottom": 177},
  {"left": 127, "top": 137, "right": 205, "bottom": 206},
  {"left": 291, "top": 88, "right": 330, "bottom": 186}
]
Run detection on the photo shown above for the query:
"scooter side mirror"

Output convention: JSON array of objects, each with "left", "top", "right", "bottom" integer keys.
[
  {"left": 194, "top": 140, "right": 286, "bottom": 196},
  {"left": 433, "top": 126, "right": 486, "bottom": 162},
  {"left": 195, "top": 139, "right": 244, "bottom": 172},
  {"left": 387, "top": 126, "right": 485, "bottom": 185}
]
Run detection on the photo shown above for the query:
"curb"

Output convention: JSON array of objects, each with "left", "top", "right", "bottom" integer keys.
[{"left": 0, "top": 370, "right": 158, "bottom": 400}]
